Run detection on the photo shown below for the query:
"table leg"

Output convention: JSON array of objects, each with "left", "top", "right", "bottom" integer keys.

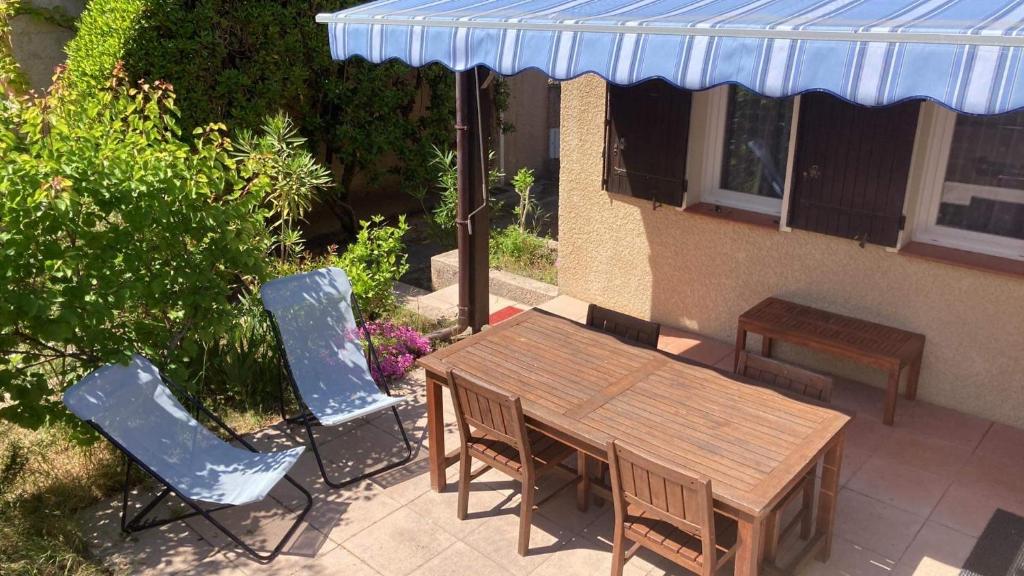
[
  {"left": 426, "top": 376, "right": 447, "bottom": 492},
  {"left": 905, "top": 357, "right": 922, "bottom": 401},
  {"left": 577, "top": 451, "right": 590, "bottom": 512},
  {"left": 734, "top": 327, "right": 748, "bottom": 371},
  {"left": 883, "top": 367, "right": 900, "bottom": 426},
  {"left": 815, "top": 432, "right": 844, "bottom": 563},
  {"left": 734, "top": 516, "right": 763, "bottom": 576},
  {"left": 761, "top": 336, "right": 773, "bottom": 358}
]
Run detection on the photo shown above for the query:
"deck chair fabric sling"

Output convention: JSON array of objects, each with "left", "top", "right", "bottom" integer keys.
[
  {"left": 63, "top": 355, "right": 312, "bottom": 563},
  {"left": 261, "top": 266, "right": 412, "bottom": 488}
]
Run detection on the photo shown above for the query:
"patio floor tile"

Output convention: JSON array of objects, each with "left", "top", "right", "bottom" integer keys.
[
  {"left": 657, "top": 326, "right": 734, "bottom": 366},
  {"left": 409, "top": 541, "right": 512, "bottom": 576},
  {"left": 835, "top": 488, "right": 926, "bottom": 561},
  {"left": 840, "top": 406, "right": 894, "bottom": 454},
  {"left": 527, "top": 535, "right": 652, "bottom": 576},
  {"left": 930, "top": 472, "right": 1024, "bottom": 537},
  {"left": 461, "top": 507, "right": 573, "bottom": 575},
  {"left": 839, "top": 445, "right": 873, "bottom": 486},
  {"left": 342, "top": 507, "right": 456, "bottom": 576},
  {"left": 893, "top": 402, "right": 991, "bottom": 450},
  {"left": 536, "top": 294, "right": 589, "bottom": 323},
  {"left": 891, "top": 521, "right": 975, "bottom": 576},
  {"left": 406, "top": 479, "right": 518, "bottom": 540},
  {"left": 974, "top": 422, "right": 1024, "bottom": 462},
  {"left": 846, "top": 457, "right": 951, "bottom": 517},
  {"left": 796, "top": 536, "right": 897, "bottom": 576},
  {"left": 300, "top": 544, "right": 382, "bottom": 576},
  {"left": 870, "top": 429, "right": 972, "bottom": 477}
]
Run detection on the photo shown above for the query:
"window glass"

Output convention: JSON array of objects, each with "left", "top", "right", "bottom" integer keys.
[
  {"left": 939, "top": 112, "right": 1024, "bottom": 240},
  {"left": 720, "top": 87, "right": 793, "bottom": 198}
]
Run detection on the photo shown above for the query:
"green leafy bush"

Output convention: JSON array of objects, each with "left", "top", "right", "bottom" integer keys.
[
  {"left": 63, "top": 0, "right": 147, "bottom": 95},
  {"left": 0, "top": 70, "right": 271, "bottom": 432},
  {"left": 336, "top": 215, "right": 410, "bottom": 318},
  {"left": 236, "top": 112, "right": 333, "bottom": 260},
  {"left": 64, "top": 0, "right": 455, "bottom": 222}
]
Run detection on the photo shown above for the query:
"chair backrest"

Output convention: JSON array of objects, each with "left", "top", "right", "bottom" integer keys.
[
  {"left": 736, "top": 351, "right": 833, "bottom": 402},
  {"left": 261, "top": 267, "right": 385, "bottom": 419},
  {"left": 63, "top": 356, "right": 245, "bottom": 503},
  {"left": 586, "top": 304, "right": 661, "bottom": 348},
  {"left": 447, "top": 369, "right": 531, "bottom": 466},
  {"left": 608, "top": 440, "right": 717, "bottom": 574}
]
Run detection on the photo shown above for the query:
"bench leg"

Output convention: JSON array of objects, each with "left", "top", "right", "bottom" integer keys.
[
  {"left": 734, "top": 327, "right": 748, "bottom": 372},
  {"left": 761, "top": 336, "right": 773, "bottom": 358},
  {"left": 883, "top": 368, "right": 900, "bottom": 426},
  {"left": 905, "top": 358, "right": 922, "bottom": 401},
  {"left": 427, "top": 377, "right": 447, "bottom": 492}
]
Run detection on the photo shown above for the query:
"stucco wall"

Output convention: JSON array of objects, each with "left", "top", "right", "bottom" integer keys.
[
  {"left": 9, "top": 0, "right": 83, "bottom": 91},
  {"left": 558, "top": 74, "right": 1024, "bottom": 427}
]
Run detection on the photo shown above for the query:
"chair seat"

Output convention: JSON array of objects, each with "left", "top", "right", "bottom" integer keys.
[
  {"left": 468, "top": 429, "right": 574, "bottom": 472},
  {"left": 624, "top": 504, "right": 738, "bottom": 565}
]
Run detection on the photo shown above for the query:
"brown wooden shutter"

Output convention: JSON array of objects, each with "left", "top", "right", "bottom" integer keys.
[
  {"left": 603, "top": 80, "right": 690, "bottom": 207},
  {"left": 788, "top": 94, "right": 920, "bottom": 247}
]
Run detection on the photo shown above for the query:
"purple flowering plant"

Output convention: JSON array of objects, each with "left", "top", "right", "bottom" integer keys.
[{"left": 352, "top": 320, "right": 432, "bottom": 384}]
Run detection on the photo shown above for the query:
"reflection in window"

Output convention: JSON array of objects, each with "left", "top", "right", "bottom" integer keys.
[
  {"left": 720, "top": 87, "right": 793, "bottom": 199},
  {"left": 939, "top": 112, "right": 1024, "bottom": 240}
]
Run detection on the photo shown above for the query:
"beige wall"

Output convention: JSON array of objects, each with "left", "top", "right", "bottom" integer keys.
[
  {"left": 502, "top": 70, "right": 558, "bottom": 179},
  {"left": 558, "top": 74, "right": 1024, "bottom": 427},
  {"left": 10, "top": 0, "right": 83, "bottom": 91}
]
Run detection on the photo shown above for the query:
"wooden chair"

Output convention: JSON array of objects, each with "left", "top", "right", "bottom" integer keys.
[
  {"left": 447, "top": 369, "right": 577, "bottom": 556},
  {"left": 607, "top": 440, "right": 738, "bottom": 576},
  {"left": 586, "top": 304, "right": 661, "bottom": 348},
  {"left": 735, "top": 351, "right": 834, "bottom": 566}
]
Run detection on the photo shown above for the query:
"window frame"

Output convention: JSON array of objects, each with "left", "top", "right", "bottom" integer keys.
[
  {"left": 695, "top": 86, "right": 801, "bottom": 220},
  {"left": 911, "top": 104, "right": 1024, "bottom": 261}
]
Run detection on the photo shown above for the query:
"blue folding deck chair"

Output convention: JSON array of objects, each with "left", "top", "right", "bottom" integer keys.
[
  {"left": 261, "top": 267, "right": 413, "bottom": 488},
  {"left": 63, "top": 355, "right": 312, "bottom": 563}
]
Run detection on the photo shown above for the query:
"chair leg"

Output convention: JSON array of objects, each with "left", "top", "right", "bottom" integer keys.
[
  {"left": 576, "top": 451, "right": 590, "bottom": 513},
  {"left": 300, "top": 406, "right": 414, "bottom": 489},
  {"left": 610, "top": 524, "right": 626, "bottom": 576},
  {"left": 457, "top": 448, "right": 472, "bottom": 521},
  {"left": 800, "top": 473, "right": 815, "bottom": 540},
  {"left": 518, "top": 476, "right": 535, "bottom": 556},
  {"left": 119, "top": 457, "right": 313, "bottom": 563}
]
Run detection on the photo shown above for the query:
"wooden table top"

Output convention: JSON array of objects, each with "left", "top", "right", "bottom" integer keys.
[
  {"left": 419, "top": 309, "right": 850, "bottom": 518},
  {"left": 739, "top": 297, "right": 925, "bottom": 363}
]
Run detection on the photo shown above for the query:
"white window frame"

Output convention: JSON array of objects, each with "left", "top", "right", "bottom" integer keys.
[
  {"left": 695, "top": 86, "right": 800, "bottom": 219},
  {"left": 912, "top": 104, "right": 1024, "bottom": 261}
]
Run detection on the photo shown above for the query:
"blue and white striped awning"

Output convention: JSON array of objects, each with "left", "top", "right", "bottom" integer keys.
[{"left": 317, "top": 0, "right": 1024, "bottom": 115}]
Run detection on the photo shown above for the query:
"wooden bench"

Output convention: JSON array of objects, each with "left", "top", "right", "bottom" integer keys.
[{"left": 734, "top": 297, "right": 925, "bottom": 425}]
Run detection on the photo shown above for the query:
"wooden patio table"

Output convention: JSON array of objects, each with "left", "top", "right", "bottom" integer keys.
[
  {"left": 418, "top": 309, "right": 849, "bottom": 576},
  {"left": 734, "top": 297, "right": 926, "bottom": 425}
]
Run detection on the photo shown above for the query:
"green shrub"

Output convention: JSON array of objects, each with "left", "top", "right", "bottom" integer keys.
[
  {"left": 63, "top": 0, "right": 147, "bottom": 95},
  {"left": 65, "top": 0, "right": 455, "bottom": 219},
  {"left": 0, "top": 69, "right": 271, "bottom": 433},
  {"left": 336, "top": 215, "right": 410, "bottom": 318}
]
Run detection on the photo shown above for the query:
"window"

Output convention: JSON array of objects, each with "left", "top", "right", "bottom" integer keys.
[
  {"left": 913, "top": 107, "right": 1024, "bottom": 260},
  {"left": 700, "top": 86, "right": 796, "bottom": 216}
]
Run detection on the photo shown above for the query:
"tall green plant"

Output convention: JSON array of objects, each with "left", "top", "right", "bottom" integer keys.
[
  {"left": 0, "top": 70, "right": 271, "bottom": 432},
  {"left": 511, "top": 167, "right": 537, "bottom": 232},
  {"left": 236, "top": 113, "right": 332, "bottom": 260},
  {"left": 0, "top": 0, "right": 26, "bottom": 97},
  {"left": 336, "top": 215, "right": 410, "bottom": 318}
]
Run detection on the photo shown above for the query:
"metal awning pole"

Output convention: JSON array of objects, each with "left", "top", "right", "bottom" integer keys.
[{"left": 455, "top": 67, "right": 490, "bottom": 333}]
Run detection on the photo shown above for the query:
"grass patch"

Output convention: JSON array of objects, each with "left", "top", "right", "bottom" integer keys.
[
  {"left": 0, "top": 423, "right": 122, "bottom": 576},
  {"left": 489, "top": 225, "right": 557, "bottom": 285}
]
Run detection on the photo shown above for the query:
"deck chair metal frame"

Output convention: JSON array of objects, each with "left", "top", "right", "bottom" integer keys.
[
  {"left": 77, "top": 366, "right": 312, "bottom": 564},
  {"left": 264, "top": 269, "right": 413, "bottom": 489}
]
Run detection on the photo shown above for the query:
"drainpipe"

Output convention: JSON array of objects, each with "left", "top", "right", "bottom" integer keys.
[{"left": 455, "top": 67, "right": 491, "bottom": 333}]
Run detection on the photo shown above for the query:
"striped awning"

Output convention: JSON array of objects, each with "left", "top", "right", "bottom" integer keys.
[{"left": 317, "top": 0, "right": 1024, "bottom": 115}]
